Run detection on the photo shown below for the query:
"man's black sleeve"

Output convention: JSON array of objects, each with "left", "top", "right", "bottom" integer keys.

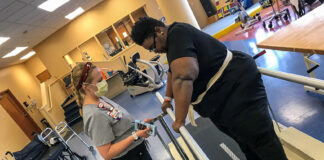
[{"left": 167, "top": 26, "right": 198, "bottom": 67}]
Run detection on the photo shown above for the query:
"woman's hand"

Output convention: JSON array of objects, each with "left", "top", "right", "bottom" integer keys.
[
  {"left": 143, "top": 118, "right": 153, "bottom": 123},
  {"left": 136, "top": 127, "right": 151, "bottom": 138}
]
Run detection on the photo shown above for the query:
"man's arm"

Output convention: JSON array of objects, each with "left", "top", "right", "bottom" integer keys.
[
  {"left": 170, "top": 57, "right": 199, "bottom": 132},
  {"left": 165, "top": 72, "right": 173, "bottom": 98},
  {"left": 161, "top": 72, "right": 174, "bottom": 113}
]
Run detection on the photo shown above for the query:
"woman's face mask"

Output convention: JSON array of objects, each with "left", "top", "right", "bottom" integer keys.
[{"left": 88, "top": 80, "right": 108, "bottom": 97}]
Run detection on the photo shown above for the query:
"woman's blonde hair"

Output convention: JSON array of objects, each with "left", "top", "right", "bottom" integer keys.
[{"left": 71, "top": 62, "right": 97, "bottom": 106}]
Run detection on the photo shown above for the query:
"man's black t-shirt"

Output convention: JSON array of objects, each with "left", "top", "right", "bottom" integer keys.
[
  {"left": 166, "top": 22, "right": 227, "bottom": 101},
  {"left": 166, "top": 22, "right": 267, "bottom": 119}
]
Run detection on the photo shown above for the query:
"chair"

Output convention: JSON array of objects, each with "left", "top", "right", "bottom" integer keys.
[
  {"left": 291, "top": 0, "right": 323, "bottom": 17},
  {"left": 262, "top": 0, "right": 290, "bottom": 28}
]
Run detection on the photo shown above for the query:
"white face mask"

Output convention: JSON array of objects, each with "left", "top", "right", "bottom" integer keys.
[{"left": 88, "top": 80, "right": 108, "bottom": 97}]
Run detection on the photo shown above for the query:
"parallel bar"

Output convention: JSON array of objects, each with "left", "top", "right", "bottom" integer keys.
[
  {"left": 258, "top": 67, "right": 324, "bottom": 90},
  {"left": 156, "top": 92, "right": 209, "bottom": 160},
  {"left": 159, "top": 118, "right": 189, "bottom": 160},
  {"left": 155, "top": 129, "right": 175, "bottom": 160}
]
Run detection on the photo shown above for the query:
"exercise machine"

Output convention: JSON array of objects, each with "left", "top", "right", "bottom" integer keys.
[
  {"left": 262, "top": 0, "right": 290, "bottom": 28},
  {"left": 119, "top": 52, "right": 166, "bottom": 97},
  {"left": 234, "top": 0, "right": 262, "bottom": 35}
]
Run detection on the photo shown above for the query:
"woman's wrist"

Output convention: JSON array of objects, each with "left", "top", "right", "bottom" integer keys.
[{"left": 132, "top": 131, "right": 139, "bottom": 141}]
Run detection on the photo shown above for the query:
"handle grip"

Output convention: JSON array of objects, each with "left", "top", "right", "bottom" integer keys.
[
  {"left": 253, "top": 50, "right": 266, "bottom": 59},
  {"left": 307, "top": 64, "right": 319, "bottom": 73}
]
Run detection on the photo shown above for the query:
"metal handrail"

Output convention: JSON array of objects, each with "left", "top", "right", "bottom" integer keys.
[
  {"left": 156, "top": 92, "right": 209, "bottom": 160},
  {"left": 258, "top": 67, "right": 324, "bottom": 90}
]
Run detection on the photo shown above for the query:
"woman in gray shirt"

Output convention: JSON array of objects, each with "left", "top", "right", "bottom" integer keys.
[{"left": 71, "top": 62, "right": 152, "bottom": 160}]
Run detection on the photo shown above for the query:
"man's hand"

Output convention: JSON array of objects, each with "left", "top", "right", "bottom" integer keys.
[
  {"left": 172, "top": 120, "right": 185, "bottom": 133},
  {"left": 161, "top": 101, "right": 173, "bottom": 113}
]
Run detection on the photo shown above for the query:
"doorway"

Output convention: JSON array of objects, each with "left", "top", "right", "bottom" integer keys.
[{"left": 0, "top": 90, "right": 41, "bottom": 140}]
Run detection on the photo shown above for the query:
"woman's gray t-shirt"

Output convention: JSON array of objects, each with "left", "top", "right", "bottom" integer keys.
[{"left": 82, "top": 96, "right": 143, "bottom": 158}]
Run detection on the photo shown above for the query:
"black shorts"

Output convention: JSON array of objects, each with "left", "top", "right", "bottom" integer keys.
[{"left": 113, "top": 141, "right": 152, "bottom": 160}]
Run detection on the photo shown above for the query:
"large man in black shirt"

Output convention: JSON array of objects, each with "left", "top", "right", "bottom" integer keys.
[{"left": 131, "top": 17, "right": 287, "bottom": 160}]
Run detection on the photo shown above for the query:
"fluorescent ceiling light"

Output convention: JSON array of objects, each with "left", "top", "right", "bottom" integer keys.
[
  {"left": 38, "top": 0, "right": 70, "bottom": 12},
  {"left": 0, "top": 37, "right": 10, "bottom": 46},
  {"left": 65, "top": 7, "right": 84, "bottom": 20},
  {"left": 2, "top": 47, "right": 28, "bottom": 58},
  {"left": 20, "top": 51, "right": 36, "bottom": 60}
]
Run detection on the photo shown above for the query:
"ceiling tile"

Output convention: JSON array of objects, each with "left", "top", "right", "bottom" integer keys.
[
  {"left": 17, "top": 0, "right": 36, "bottom": 4},
  {"left": 29, "top": 13, "right": 53, "bottom": 26},
  {"left": 26, "top": 26, "right": 54, "bottom": 36},
  {"left": 30, "top": 0, "right": 45, "bottom": 7},
  {"left": 10, "top": 24, "right": 35, "bottom": 37},
  {"left": 15, "top": 7, "right": 48, "bottom": 24},
  {"left": 0, "top": 22, "right": 21, "bottom": 37},
  {"left": 0, "top": 0, "right": 14, "bottom": 10},
  {"left": 0, "top": 22, "right": 11, "bottom": 33},
  {"left": 44, "top": 16, "right": 69, "bottom": 29},
  {"left": 5, "top": 5, "right": 35, "bottom": 22},
  {"left": 0, "top": 1, "right": 26, "bottom": 21}
]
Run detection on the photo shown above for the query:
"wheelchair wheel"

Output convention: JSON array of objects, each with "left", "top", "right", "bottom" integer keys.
[
  {"left": 263, "top": 21, "right": 266, "bottom": 28},
  {"left": 258, "top": 16, "right": 261, "bottom": 21},
  {"left": 268, "top": 22, "right": 273, "bottom": 28}
]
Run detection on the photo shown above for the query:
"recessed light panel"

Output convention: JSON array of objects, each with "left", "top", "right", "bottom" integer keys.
[
  {"left": 65, "top": 7, "right": 84, "bottom": 20},
  {"left": 20, "top": 51, "right": 36, "bottom": 60},
  {"left": 2, "top": 47, "right": 28, "bottom": 58},
  {"left": 38, "top": 0, "right": 70, "bottom": 12},
  {"left": 0, "top": 37, "right": 10, "bottom": 46}
]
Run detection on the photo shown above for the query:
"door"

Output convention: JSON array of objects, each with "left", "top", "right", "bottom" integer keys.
[{"left": 0, "top": 90, "right": 41, "bottom": 140}]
